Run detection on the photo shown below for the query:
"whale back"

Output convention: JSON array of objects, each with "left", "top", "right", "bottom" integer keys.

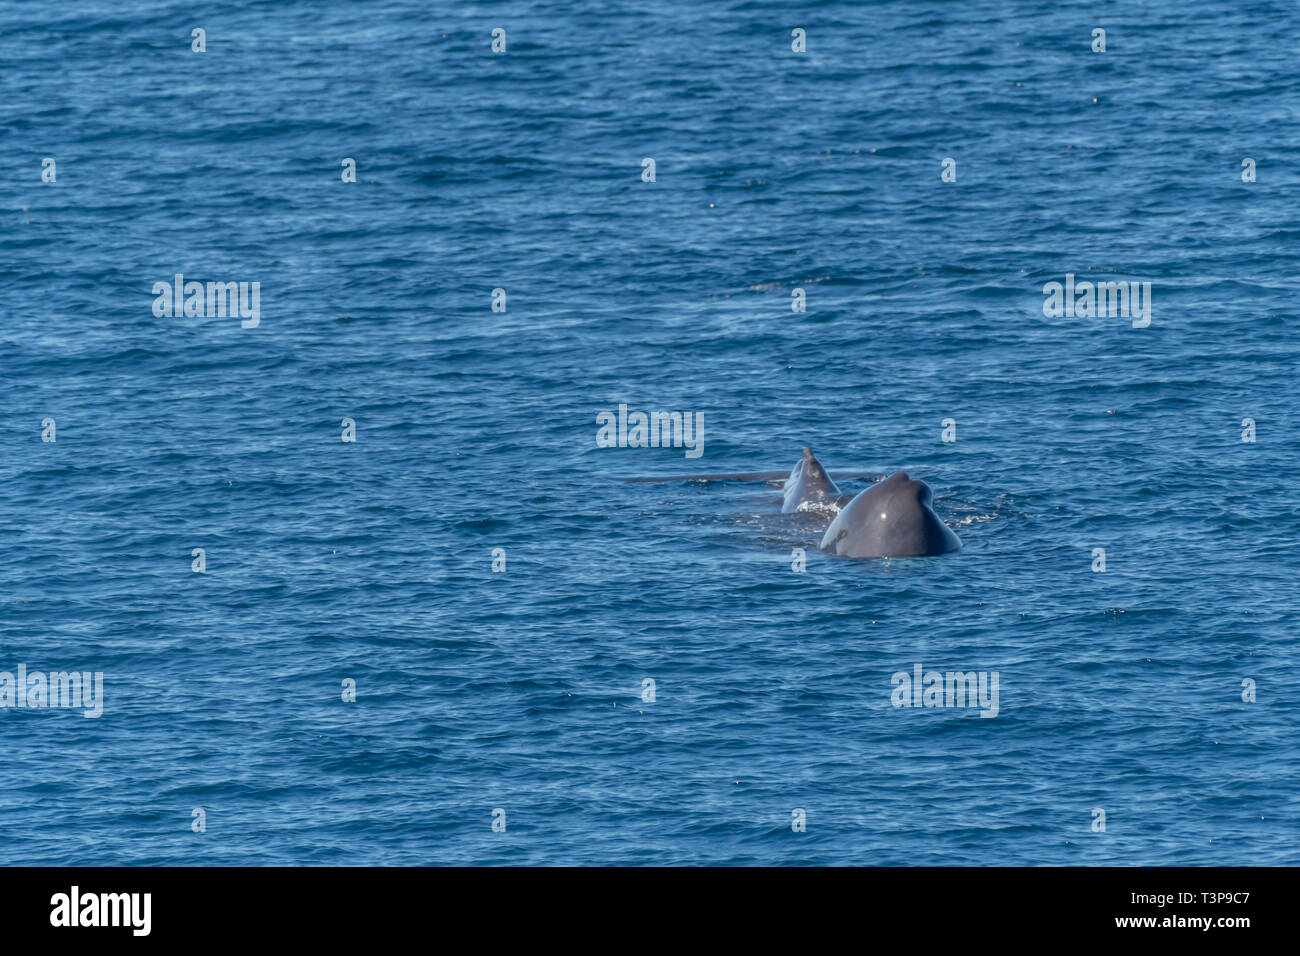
[
  {"left": 819, "top": 472, "right": 961, "bottom": 557},
  {"left": 782, "top": 447, "right": 842, "bottom": 513}
]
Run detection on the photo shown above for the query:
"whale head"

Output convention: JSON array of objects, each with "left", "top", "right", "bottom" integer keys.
[
  {"left": 782, "top": 446, "right": 842, "bottom": 513},
  {"left": 819, "top": 472, "right": 961, "bottom": 557}
]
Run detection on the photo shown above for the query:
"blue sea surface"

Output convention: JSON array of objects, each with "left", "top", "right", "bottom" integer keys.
[{"left": 1, "top": 0, "right": 1297, "bottom": 865}]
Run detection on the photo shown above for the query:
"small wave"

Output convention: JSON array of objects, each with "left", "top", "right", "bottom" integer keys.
[
  {"left": 795, "top": 500, "right": 842, "bottom": 515},
  {"left": 951, "top": 512, "right": 999, "bottom": 527}
]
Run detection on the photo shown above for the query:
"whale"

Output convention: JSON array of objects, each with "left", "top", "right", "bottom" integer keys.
[
  {"left": 820, "top": 472, "right": 961, "bottom": 558},
  {"left": 628, "top": 452, "right": 962, "bottom": 558},
  {"left": 782, "top": 447, "right": 850, "bottom": 513}
]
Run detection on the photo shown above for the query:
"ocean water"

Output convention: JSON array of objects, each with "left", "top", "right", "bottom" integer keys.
[{"left": 1, "top": 0, "right": 1297, "bottom": 866}]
